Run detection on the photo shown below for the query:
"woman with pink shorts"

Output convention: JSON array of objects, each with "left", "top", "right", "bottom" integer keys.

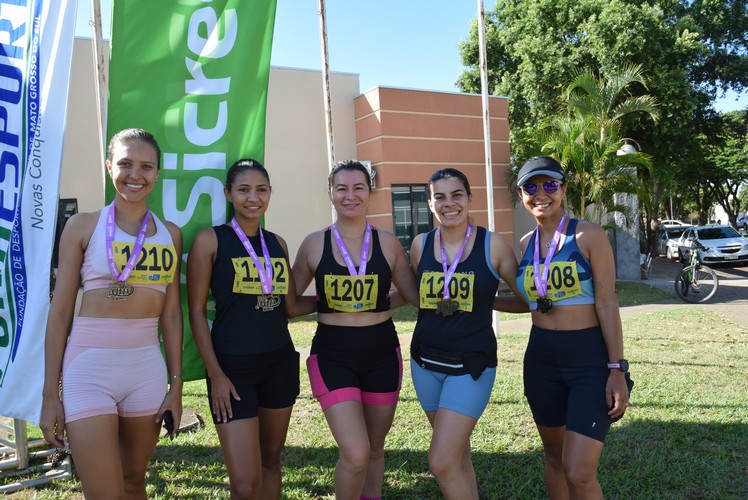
[
  {"left": 40, "top": 128, "right": 183, "bottom": 498},
  {"left": 292, "top": 160, "right": 419, "bottom": 500}
]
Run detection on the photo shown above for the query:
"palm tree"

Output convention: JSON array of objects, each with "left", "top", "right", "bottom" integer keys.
[
  {"left": 539, "top": 114, "right": 651, "bottom": 223},
  {"left": 565, "top": 63, "right": 660, "bottom": 143}
]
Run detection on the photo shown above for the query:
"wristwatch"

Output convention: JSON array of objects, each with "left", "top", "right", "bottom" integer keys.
[{"left": 607, "top": 359, "right": 629, "bottom": 372}]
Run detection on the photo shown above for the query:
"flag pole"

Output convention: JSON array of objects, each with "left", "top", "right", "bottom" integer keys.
[
  {"left": 318, "top": 0, "right": 336, "bottom": 222},
  {"left": 477, "top": 0, "right": 494, "bottom": 232},
  {"left": 90, "top": 0, "right": 108, "bottom": 178},
  {"left": 477, "top": 0, "right": 500, "bottom": 333}
]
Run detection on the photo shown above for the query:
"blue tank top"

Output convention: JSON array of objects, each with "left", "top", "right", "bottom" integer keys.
[
  {"left": 210, "top": 225, "right": 293, "bottom": 355},
  {"left": 314, "top": 227, "right": 392, "bottom": 313},
  {"left": 515, "top": 218, "right": 595, "bottom": 310},
  {"left": 411, "top": 226, "right": 501, "bottom": 355}
]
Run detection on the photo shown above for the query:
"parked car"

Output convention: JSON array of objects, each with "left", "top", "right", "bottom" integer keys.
[
  {"left": 660, "top": 219, "right": 688, "bottom": 227},
  {"left": 738, "top": 215, "right": 748, "bottom": 230},
  {"left": 657, "top": 225, "right": 692, "bottom": 260},
  {"left": 677, "top": 225, "right": 748, "bottom": 265}
]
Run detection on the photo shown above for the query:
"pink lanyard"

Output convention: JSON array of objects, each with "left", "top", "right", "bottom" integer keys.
[
  {"left": 437, "top": 224, "right": 472, "bottom": 300},
  {"left": 532, "top": 215, "right": 566, "bottom": 297},
  {"left": 105, "top": 203, "right": 150, "bottom": 283},
  {"left": 230, "top": 218, "right": 274, "bottom": 295},
  {"left": 332, "top": 222, "right": 372, "bottom": 276}
]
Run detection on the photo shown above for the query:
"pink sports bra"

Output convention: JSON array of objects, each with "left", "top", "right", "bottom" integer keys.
[{"left": 81, "top": 205, "right": 177, "bottom": 294}]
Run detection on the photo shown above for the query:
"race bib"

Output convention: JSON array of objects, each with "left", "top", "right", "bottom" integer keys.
[
  {"left": 523, "top": 262, "right": 582, "bottom": 301},
  {"left": 231, "top": 257, "right": 289, "bottom": 295},
  {"left": 419, "top": 271, "right": 475, "bottom": 312},
  {"left": 323, "top": 275, "right": 379, "bottom": 312},
  {"left": 112, "top": 242, "right": 177, "bottom": 285}
]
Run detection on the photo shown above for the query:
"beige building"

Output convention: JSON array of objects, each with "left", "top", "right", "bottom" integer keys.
[{"left": 60, "top": 38, "right": 522, "bottom": 261}]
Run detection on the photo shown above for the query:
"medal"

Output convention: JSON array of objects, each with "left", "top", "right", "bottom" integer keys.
[
  {"left": 107, "top": 281, "right": 134, "bottom": 301},
  {"left": 436, "top": 299, "right": 459, "bottom": 316},
  {"left": 256, "top": 294, "right": 281, "bottom": 311},
  {"left": 105, "top": 203, "right": 150, "bottom": 301},
  {"left": 532, "top": 215, "right": 566, "bottom": 314},
  {"left": 536, "top": 297, "right": 553, "bottom": 313},
  {"left": 435, "top": 224, "right": 472, "bottom": 316},
  {"left": 230, "top": 218, "right": 277, "bottom": 312}
]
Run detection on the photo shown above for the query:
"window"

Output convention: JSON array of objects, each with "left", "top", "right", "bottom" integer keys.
[{"left": 392, "top": 185, "right": 432, "bottom": 252}]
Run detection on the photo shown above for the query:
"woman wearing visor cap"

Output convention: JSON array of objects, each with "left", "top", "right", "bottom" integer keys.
[{"left": 514, "top": 156, "right": 633, "bottom": 499}]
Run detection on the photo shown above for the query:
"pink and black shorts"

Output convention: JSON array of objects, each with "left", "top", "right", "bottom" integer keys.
[
  {"left": 307, "top": 319, "right": 402, "bottom": 411},
  {"left": 61, "top": 316, "right": 167, "bottom": 423}
]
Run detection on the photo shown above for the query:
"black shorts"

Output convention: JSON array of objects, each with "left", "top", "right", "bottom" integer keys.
[
  {"left": 207, "top": 345, "right": 300, "bottom": 424},
  {"left": 308, "top": 319, "right": 402, "bottom": 410},
  {"left": 523, "top": 325, "right": 633, "bottom": 442}
]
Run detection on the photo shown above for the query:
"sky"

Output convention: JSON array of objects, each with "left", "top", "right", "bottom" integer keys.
[{"left": 74, "top": 0, "right": 747, "bottom": 113}]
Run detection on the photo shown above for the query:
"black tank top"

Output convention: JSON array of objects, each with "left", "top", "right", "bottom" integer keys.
[
  {"left": 314, "top": 227, "right": 392, "bottom": 313},
  {"left": 412, "top": 226, "right": 501, "bottom": 355},
  {"left": 210, "top": 224, "right": 292, "bottom": 355}
]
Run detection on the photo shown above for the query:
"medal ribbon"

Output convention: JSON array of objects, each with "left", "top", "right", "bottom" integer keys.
[
  {"left": 332, "top": 222, "right": 372, "bottom": 276},
  {"left": 533, "top": 215, "right": 567, "bottom": 298},
  {"left": 106, "top": 203, "right": 150, "bottom": 283},
  {"left": 230, "top": 218, "right": 274, "bottom": 294},
  {"left": 437, "top": 223, "right": 472, "bottom": 300}
]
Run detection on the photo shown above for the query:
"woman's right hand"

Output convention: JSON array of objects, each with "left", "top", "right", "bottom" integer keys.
[
  {"left": 39, "top": 397, "right": 66, "bottom": 449},
  {"left": 209, "top": 372, "right": 240, "bottom": 423}
]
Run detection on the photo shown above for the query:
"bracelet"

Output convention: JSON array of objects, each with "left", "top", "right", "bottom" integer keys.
[{"left": 170, "top": 375, "right": 182, "bottom": 380}]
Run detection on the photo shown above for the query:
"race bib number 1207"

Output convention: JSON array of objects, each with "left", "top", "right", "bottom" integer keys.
[{"left": 323, "top": 275, "right": 379, "bottom": 312}]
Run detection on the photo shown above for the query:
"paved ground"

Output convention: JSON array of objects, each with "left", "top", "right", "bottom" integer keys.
[{"left": 424, "top": 256, "right": 748, "bottom": 339}]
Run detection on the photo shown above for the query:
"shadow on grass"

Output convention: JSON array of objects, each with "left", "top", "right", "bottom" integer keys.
[{"left": 145, "top": 419, "right": 747, "bottom": 499}]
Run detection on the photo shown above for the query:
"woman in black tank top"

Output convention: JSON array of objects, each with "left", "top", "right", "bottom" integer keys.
[
  {"left": 409, "top": 168, "right": 526, "bottom": 499},
  {"left": 292, "top": 160, "right": 418, "bottom": 499},
  {"left": 187, "top": 159, "right": 314, "bottom": 498}
]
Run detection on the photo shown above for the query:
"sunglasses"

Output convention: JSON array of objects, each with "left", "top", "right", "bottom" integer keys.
[{"left": 521, "top": 180, "right": 562, "bottom": 196}]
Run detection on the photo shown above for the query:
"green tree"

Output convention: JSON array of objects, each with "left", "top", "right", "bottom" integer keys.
[
  {"left": 704, "top": 110, "right": 748, "bottom": 225},
  {"left": 458, "top": 0, "right": 748, "bottom": 242},
  {"left": 518, "top": 68, "right": 656, "bottom": 229}
]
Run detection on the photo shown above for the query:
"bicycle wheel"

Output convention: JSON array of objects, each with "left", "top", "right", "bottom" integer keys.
[{"left": 674, "top": 265, "right": 719, "bottom": 303}]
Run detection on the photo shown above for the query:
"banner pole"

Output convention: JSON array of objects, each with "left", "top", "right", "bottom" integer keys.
[
  {"left": 318, "top": 0, "right": 336, "bottom": 223},
  {"left": 477, "top": 0, "right": 500, "bottom": 334},
  {"left": 477, "top": 0, "right": 494, "bottom": 233},
  {"left": 90, "top": 0, "right": 108, "bottom": 167}
]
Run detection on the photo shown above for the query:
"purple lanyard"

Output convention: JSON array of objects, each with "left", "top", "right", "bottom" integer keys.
[
  {"left": 332, "top": 222, "right": 372, "bottom": 276},
  {"left": 230, "top": 218, "right": 274, "bottom": 294},
  {"left": 437, "top": 224, "right": 472, "bottom": 300},
  {"left": 105, "top": 203, "right": 150, "bottom": 283},
  {"left": 533, "top": 215, "right": 567, "bottom": 298}
]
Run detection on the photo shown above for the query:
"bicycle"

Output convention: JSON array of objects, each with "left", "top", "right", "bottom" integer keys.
[{"left": 674, "top": 243, "right": 719, "bottom": 303}]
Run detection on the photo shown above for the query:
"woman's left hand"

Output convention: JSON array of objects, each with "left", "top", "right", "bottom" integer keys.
[
  {"left": 606, "top": 371, "right": 630, "bottom": 419},
  {"left": 156, "top": 385, "right": 183, "bottom": 436}
]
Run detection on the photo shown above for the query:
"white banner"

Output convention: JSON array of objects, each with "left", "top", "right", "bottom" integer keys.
[{"left": 0, "top": 0, "right": 76, "bottom": 423}]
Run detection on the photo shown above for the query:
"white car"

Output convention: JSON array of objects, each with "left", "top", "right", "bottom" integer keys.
[
  {"left": 657, "top": 225, "right": 692, "bottom": 260},
  {"left": 738, "top": 215, "right": 748, "bottom": 230},
  {"left": 660, "top": 219, "right": 688, "bottom": 228},
  {"left": 677, "top": 225, "right": 748, "bottom": 265}
]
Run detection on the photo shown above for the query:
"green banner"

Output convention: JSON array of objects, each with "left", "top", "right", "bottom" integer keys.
[{"left": 107, "top": 0, "right": 277, "bottom": 380}]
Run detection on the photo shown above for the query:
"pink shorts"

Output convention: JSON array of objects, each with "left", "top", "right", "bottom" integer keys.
[{"left": 62, "top": 317, "right": 167, "bottom": 423}]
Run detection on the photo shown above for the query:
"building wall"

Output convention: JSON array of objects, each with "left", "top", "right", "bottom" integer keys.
[
  {"left": 60, "top": 39, "right": 518, "bottom": 263},
  {"left": 354, "top": 87, "right": 513, "bottom": 236},
  {"left": 60, "top": 38, "right": 108, "bottom": 213},
  {"left": 264, "top": 67, "right": 360, "bottom": 260}
]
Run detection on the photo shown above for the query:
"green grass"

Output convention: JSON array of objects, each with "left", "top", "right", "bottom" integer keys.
[{"left": 6, "top": 284, "right": 747, "bottom": 499}]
